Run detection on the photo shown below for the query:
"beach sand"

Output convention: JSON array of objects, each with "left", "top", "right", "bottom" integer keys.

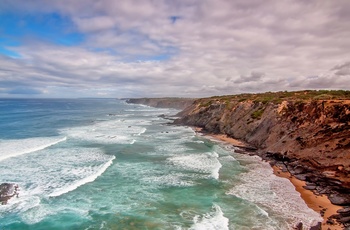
[
  {"left": 273, "top": 166, "right": 343, "bottom": 230},
  {"left": 204, "top": 132, "right": 344, "bottom": 230}
]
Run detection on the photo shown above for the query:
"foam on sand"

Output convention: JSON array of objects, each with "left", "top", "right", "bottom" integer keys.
[{"left": 0, "top": 136, "right": 67, "bottom": 162}]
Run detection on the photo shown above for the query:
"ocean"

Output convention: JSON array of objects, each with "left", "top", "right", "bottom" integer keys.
[{"left": 0, "top": 99, "right": 322, "bottom": 230}]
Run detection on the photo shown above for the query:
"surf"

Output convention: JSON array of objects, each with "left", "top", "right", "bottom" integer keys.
[
  {"left": 189, "top": 204, "right": 229, "bottom": 230},
  {"left": 49, "top": 155, "right": 115, "bottom": 197},
  {"left": 0, "top": 136, "right": 67, "bottom": 162}
]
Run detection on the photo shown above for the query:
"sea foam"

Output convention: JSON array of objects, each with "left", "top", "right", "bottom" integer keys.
[
  {"left": 50, "top": 155, "right": 115, "bottom": 197},
  {"left": 189, "top": 204, "right": 229, "bottom": 230},
  {"left": 60, "top": 119, "right": 147, "bottom": 144},
  {"left": 167, "top": 151, "right": 222, "bottom": 179},
  {"left": 0, "top": 136, "right": 67, "bottom": 162},
  {"left": 227, "top": 153, "right": 323, "bottom": 228}
]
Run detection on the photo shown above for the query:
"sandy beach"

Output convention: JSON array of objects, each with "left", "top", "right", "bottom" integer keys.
[
  {"left": 204, "top": 132, "right": 344, "bottom": 230},
  {"left": 273, "top": 166, "right": 343, "bottom": 230}
]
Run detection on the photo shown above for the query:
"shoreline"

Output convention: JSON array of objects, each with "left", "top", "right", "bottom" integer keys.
[
  {"left": 273, "top": 166, "right": 343, "bottom": 230},
  {"left": 198, "top": 131, "right": 344, "bottom": 229}
]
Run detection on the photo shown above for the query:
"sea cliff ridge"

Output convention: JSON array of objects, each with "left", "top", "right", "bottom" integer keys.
[{"left": 127, "top": 90, "right": 350, "bottom": 229}]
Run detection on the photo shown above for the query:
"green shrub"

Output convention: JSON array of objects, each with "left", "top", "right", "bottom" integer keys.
[{"left": 251, "top": 109, "right": 264, "bottom": 119}]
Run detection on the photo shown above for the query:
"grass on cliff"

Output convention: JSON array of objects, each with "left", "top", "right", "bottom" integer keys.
[
  {"left": 251, "top": 109, "right": 264, "bottom": 119},
  {"left": 204, "top": 90, "right": 350, "bottom": 105}
]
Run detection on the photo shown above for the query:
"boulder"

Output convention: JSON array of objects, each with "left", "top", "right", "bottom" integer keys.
[
  {"left": 309, "top": 222, "right": 321, "bottom": 230},
  {"left": 329, "top": 194, "right": 350, "bottom": 206},
  {"left": 337, "top": 207, "right": 350, "bottom": 217}
]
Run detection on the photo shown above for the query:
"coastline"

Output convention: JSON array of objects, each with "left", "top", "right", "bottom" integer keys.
[{"left": 199, "top": 131, "right": 344, "bottom": 229}]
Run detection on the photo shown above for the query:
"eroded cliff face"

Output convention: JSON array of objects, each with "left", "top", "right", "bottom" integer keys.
[{"left": 176, "top": 99, "right": 350, "bottom": 190}]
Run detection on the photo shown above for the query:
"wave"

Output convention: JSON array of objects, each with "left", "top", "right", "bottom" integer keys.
[
  {"left": 227, "top": 153, "right": 323, "bottom": 229},
  {"left": 0, "top": 136, "right": 67, "bottom": 162},
  {"left": 189, "top": 204, "right": 229, "bottom": 230},
  {"left": 49, "top": 156, "right": 115, "bottom": 197},
  {"left": 142, "top": 173, "right": 195, "bottom": 187},
  {"left": 130, "top": 139, "right": 136, "bottom": 144},
  {"left": 136, "top": 127, "right": 147, "bottom": 136},
  {"left": 167, "top": 151, "right": 222, "bottom": 180},
  {"left": 60, "top": 118, "right": 148, "bottom": 144}
]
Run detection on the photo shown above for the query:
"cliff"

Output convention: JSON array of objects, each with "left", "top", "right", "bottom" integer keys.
[
  {"left": 175, "top": 90, "right": 350, "bottom": 224},
  {"left": 176, "top": 92, "right": 350, "bottom": 176},
  {"left": 126, "top": 98, "right": 195, "bottom": 110}
]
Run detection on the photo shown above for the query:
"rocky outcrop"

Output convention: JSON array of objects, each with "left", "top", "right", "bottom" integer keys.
[
  {"left": 0, "top": 183, "right": 19, "bottom": 205},
  {"left": 174, "top": 92, "right": 350, "bottom": 227},
  {"left": 126, "top": 98, "right": 195, "bottom": 110}
]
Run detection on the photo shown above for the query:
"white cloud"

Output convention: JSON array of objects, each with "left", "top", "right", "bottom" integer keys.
[{"left": 0, "top": 0, "right": 349, "bottom": 98}]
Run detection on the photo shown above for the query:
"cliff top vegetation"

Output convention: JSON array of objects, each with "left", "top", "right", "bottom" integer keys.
[{"left": 202, "top": 90, "right": 350, "bottom": 105}]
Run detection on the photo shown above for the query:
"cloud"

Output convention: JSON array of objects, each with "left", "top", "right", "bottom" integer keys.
[
  {"left": 0, "top": 0, "right": 349, "bottom": 98},
  {"left": 331, "top": 62, "right": 350, "bottom": 76},
  {"left": 234, "top": 71, "right": 265, "bottom": 84},
  {"left": 74, "top": 16, "right": 116, "bottom": 33}
]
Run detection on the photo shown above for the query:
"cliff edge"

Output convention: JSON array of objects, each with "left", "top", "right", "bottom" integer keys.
[{"left": 174, "top": 90, "right": 350, "bottom": 226}]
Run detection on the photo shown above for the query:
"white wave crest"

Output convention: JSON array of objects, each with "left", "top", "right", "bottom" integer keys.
[
  {"left": 167, "top": 152, "right": 222, "bottom": 180},
  {"left": 60, "top": 119, "right": 148, "bottom": 144},
  {"left": 0, "top": 136, "right": 67, "bottom": 162},
  {"left": 189, "top": 204, "right": 229, "bottom": 230},
  {"left": 49, "top": 155, "right": 115, "bottom": 197}
]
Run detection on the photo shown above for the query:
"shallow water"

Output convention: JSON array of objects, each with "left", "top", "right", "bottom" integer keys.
[{"left": 0, "top": 99, "right": 322, "bottom": 229}]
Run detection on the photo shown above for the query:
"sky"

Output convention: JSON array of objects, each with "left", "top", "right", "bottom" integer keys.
[{"left": 0, "top": 0, "right": 349, "bottom": 98}]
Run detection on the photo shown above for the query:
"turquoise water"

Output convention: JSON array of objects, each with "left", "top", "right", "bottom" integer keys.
[{"left": 0, "top": 99, "right": 322, "bottom": 229}]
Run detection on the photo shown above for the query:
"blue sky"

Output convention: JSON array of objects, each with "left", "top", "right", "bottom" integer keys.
[{"left": 0, "top": 0, "right": 349, "bottom": 98}]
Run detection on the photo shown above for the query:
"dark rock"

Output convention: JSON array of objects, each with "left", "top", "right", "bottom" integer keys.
[
  {"left": 303, "top": 185, "right": 317, "bottom": 190},
  {"left": 316, "top": 186, "right": 332, "bottom": 195},
  {"left": 337, "top": 207, "right": 350, "bottom": 216},
  {"left": 329, "top": 194, "right": 350, "bottom": 206},
  {"left": 294, "top": 174, "right": 307, "bottom": 181},
  {"left": 294, "top": 222, "right": 303, "bottom": 230},
  {"left": 241, "top": 146, "right": 258, "bottom": 151},
  {"left": 339, "top": 216, "right": 350, "bottom": 223},
  {"left": 329, "top": 214, "right": 341, "bottom": 220},
  {"left": 233, "top": 149, "right": 246, "bottom": 154},
  {"left": 275, "top": 162, "right": 288, "bottom": 172},
  {"left": 344, "top": 222, "right": 350, "bottom": 228},
  {"left": 326, "top": 218, "right": 335, "bottom": 225},
  {"left": 293, "top": 165, "right": 305, "bottom": 174},
  {"left": 309, "top": 222, "right": 321, "bottom": 230},
  {"left": 320, "top": 209, "right": 326, "bottom": 217},
  {"left": 0, "top": 183, "right": 19, "bottom": 205},
  {"left": 305, "top": 182, "right": 316, "bottom": 186}
]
